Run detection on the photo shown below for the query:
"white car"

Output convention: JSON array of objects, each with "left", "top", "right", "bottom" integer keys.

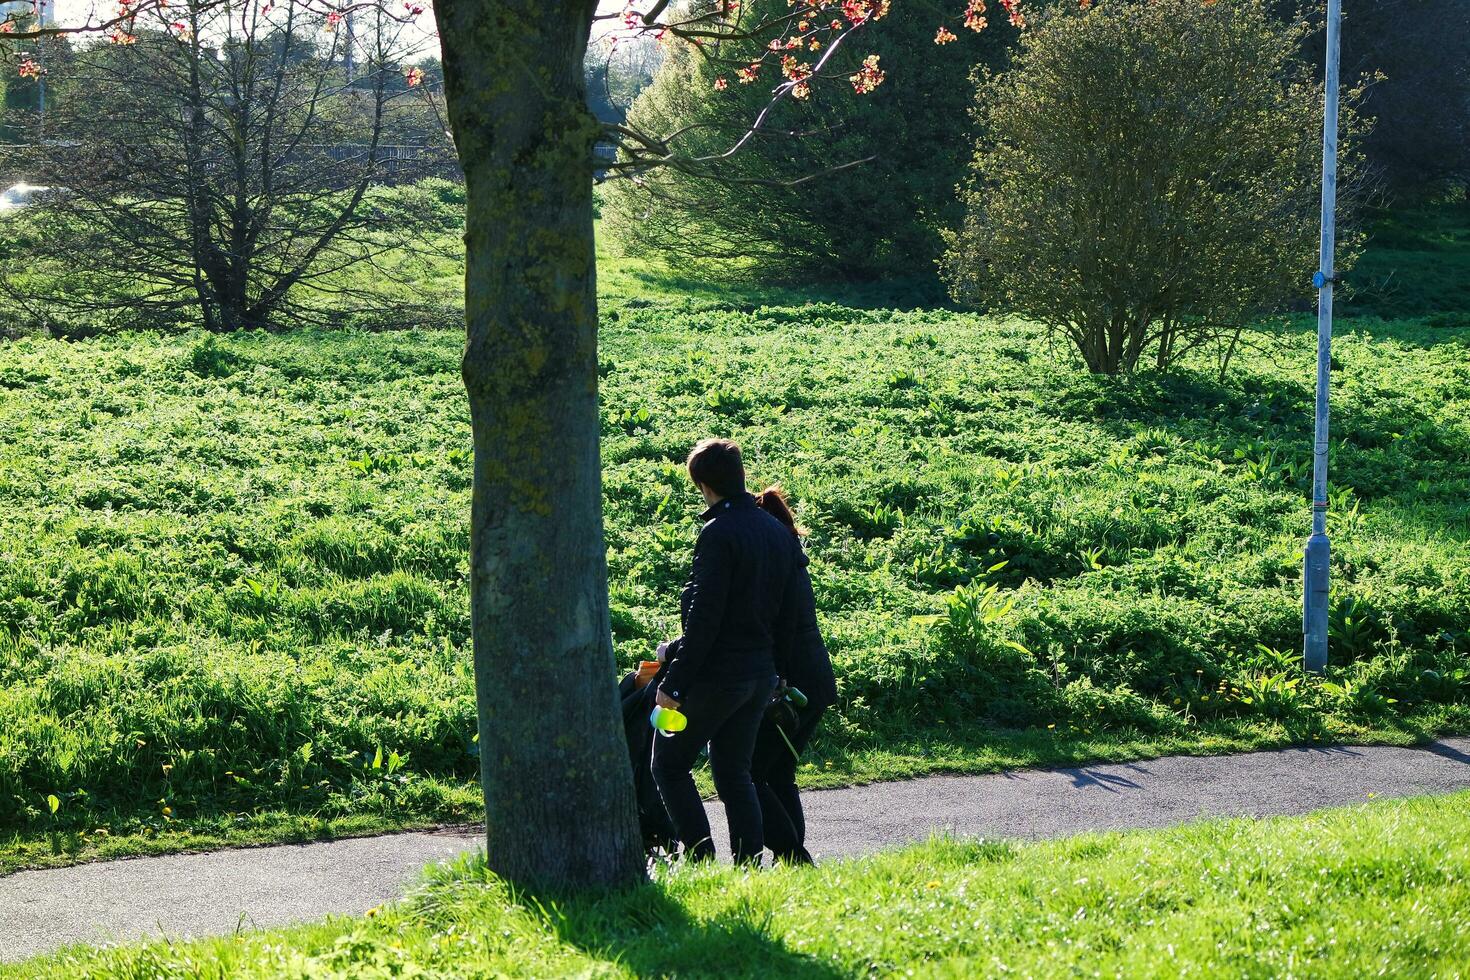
[{"left": 0, "top": 183, "right": 60, "bottom": 212}]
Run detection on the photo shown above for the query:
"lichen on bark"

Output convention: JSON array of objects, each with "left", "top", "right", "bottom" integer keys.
[{"left": 433, "top": 0, "right": 643, "bottom": 890}]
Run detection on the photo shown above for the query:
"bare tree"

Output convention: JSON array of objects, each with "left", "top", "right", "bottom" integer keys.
[
  {"left": 0, "top": 0, "right": 450, "bottom": 333},
  {"left": 585, "top": 31, "right": 663, "bottom": 124}
]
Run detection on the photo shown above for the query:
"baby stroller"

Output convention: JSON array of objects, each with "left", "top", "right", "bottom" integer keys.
[
  {"left": 618, "top": 661, "right": 680, "bottom": 856},
  {"left": 619, "top": 659, "right": 808, "bottom": 861}
]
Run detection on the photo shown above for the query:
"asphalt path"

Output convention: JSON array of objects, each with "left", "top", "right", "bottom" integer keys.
[{"left": 4, "top": 737, "right": 1468, "bottom": 964}]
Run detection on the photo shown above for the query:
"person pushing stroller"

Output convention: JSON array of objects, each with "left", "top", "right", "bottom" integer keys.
[
  {"left": 645, "top": 438, "right": 799, "bottom": 863},
  {"left": 623, "top": 438, "right": 835, "bottom": 865}
]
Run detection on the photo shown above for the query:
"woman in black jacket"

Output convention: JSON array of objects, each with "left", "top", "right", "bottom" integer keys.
[{"left": 750, "top": 486, "right": 836, "bottom": 865}]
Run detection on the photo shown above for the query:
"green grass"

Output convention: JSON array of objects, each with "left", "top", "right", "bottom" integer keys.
[
  {"left": 9, "top": 791, "right": 1470, "bottom": 977},
  {"left": 1344, "top": 199, "right": 1470, "bottom": 321},
  {"left": 1, "top": 202, "right": 1468, "bottom": 874}
]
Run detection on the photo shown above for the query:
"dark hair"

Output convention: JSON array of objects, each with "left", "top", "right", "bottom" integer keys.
[
  {"left": 755, "top": 485, "right": 806, "bottom": 538},
  {"left": 686, "top": 438, "right": 745, "bottom": 498}
]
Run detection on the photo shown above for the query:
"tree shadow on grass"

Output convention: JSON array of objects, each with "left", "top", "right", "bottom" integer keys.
[
  {"left": 1332, "top": 315, "right": 1470, "bottom": 349},
  {"left": 1046, "top": 364, "right": 1470, "bottom": 540},
  {"left": 609, "top": 267, "right": 951, "bottom": 314},
  {"left": 516, "top": 878, "right": 845, "bottom": 979},
  {"left": 1044, "top": 336, "right": 1464, "bottom": 458}
]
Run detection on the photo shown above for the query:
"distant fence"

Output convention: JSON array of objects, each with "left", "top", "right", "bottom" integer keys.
[
  {"left": 0, "top": 142, "right": 462, "bottom": 187},
  {"left": 0, "top": 141, "right": 621, "bottom": 187},
  {"left": 309, "top": 143, "right": 461, "bottom": 182}
]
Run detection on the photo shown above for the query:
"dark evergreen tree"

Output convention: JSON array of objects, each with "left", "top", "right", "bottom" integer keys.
[{"left": 603, "top": 1, "right": 1024, "bottom": 283}]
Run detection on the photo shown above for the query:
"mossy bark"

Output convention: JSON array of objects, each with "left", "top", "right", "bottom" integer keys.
[{"left": 434, "top": 0, "right": 644, "bottom": 889}]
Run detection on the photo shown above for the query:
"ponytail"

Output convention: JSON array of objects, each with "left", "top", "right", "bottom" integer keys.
[{"left": 755, "top": 485, "right": 806, "bottom": 538}]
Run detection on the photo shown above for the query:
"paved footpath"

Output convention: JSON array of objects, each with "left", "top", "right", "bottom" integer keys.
[{"left": 4, "top": 737, "right": 1469, "bottom": 963}]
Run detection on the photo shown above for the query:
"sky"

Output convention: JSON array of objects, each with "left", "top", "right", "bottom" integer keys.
[
  {"left": 43, "top": 0, "right": 631, "bottom": 49},
  {"left": 42, "top": 0, "right": 445, "bottom": 54}
]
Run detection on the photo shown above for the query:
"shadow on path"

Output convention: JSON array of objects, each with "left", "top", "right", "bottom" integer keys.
[
  {"left": 9, "top": 737, "right": 1470, "bottom": 966},
  {"left": 1423, "top": 741, "right": 1470, "bottom": 766},
  {"left": 1065, "top": 765, "right": 1147, "bottom": 792},
  {"left": 1289, "top": 745, "right": 1364, "bottom": 758}
]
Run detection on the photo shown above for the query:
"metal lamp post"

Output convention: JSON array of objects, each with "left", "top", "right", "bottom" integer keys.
[{"left": 1303, "top": 0, "right": 1343, "bottom": 674}]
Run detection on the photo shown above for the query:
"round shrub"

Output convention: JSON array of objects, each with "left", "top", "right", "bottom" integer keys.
[{"left": 942, "top": 0, "right": 1363, "bottom": 374}]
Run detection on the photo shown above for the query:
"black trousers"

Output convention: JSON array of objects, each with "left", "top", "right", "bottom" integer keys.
[
  {"left": 651, "top": 674, "right": 777, "bottom": 864},
  {"left": 750, "top": 702, "right": 826, "bottom": 864}
]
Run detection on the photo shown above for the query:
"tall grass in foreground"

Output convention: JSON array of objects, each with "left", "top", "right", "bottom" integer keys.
[{"left": 10, "top": 791, "right": 1469, "bottom": 977}]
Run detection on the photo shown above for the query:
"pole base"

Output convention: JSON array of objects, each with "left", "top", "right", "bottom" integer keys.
[{"left": 1302, "top": 532, "right": 1330, "bottom": 673}]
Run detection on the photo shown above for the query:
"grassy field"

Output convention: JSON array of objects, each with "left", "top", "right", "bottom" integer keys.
[
  {"left": 0, "top": 198, "right": 1467, "bottom": 873},
  {"left": 9, "top": 791, "right": 1469, "bottom": 977}
]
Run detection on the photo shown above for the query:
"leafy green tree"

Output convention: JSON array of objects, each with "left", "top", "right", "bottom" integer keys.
[
  {"left": 0, "top": 13, "right": 40, "bottom": 144},
  {"left": 0, "top": 71, "right": 39, "bottom": 145},
  {"left": 601, "top": 0, "right": 1022, "bottom": 282},
  {"left": 942, "top": 0, "right": 1362, "bottom": 374}
]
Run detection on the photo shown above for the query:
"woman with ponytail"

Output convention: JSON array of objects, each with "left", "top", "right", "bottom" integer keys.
[{"left": 752, "top": 485, "right": 836, "bottom": 865}]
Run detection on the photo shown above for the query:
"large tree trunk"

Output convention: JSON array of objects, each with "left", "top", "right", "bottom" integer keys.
[{"left": 434, "top": 0, "right": 645, "bottom": 890}]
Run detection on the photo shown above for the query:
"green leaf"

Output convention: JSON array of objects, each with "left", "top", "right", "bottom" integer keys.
[
  {"left": 371, "top": 745, "right": 383, "bottom": 770},
  {"left": 47, "top": 794, "right": 60, "bottom": 814}
]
